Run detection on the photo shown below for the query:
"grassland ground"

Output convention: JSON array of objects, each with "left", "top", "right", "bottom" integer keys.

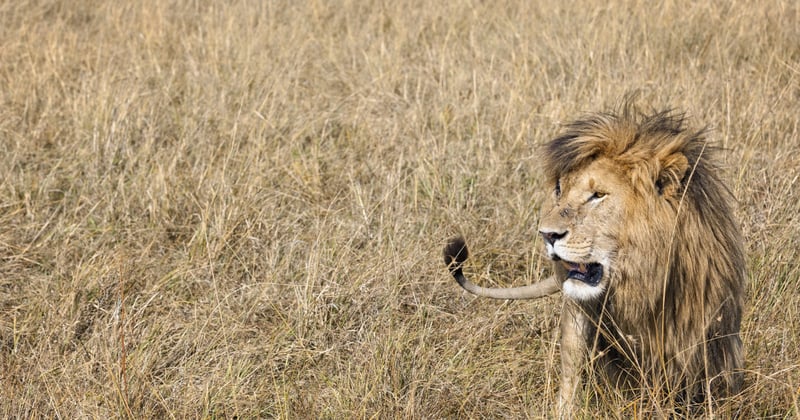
[{"left": 1, "top": 0, "right": 799, "bottom": 417}]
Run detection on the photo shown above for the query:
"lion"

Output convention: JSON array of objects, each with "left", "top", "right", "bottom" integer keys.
[{"left": 443, "top": 104, "right": 745, "bottom": 416}]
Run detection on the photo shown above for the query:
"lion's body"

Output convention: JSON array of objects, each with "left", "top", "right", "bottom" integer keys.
[
  {"left": 444, "top": 104, "right": 746, "bottom": 415},
  {"left": 539, "top": 107, "right": 745, "bottom": 412}
]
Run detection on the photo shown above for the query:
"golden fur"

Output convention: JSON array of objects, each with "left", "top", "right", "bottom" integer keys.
[{"left": 444, "top": 103, "right": 745, "bottom": 415}]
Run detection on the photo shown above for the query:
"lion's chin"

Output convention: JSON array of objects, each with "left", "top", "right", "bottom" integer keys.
[{"left": 562, "top": 277, "right": 606, "bottom": 301}]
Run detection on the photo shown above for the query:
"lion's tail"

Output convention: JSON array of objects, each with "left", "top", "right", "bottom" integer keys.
[{"left": 443, "top": 236, "right": 560, "bottom": 300}]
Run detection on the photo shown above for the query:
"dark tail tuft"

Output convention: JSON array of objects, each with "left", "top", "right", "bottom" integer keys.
[{"left": 443, "top": 236, "right": 469, "bottom": 274}]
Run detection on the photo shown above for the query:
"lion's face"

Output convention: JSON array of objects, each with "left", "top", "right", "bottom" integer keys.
[{"left": 539, "top": 158, "right": 632, "bottom": 301}]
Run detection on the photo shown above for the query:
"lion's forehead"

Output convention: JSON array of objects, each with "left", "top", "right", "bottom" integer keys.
[{"left": 552, "top": 162, "right": 631, "bottom": 200}]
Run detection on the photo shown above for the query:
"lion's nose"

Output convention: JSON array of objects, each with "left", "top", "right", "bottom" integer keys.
[{"left": 540, "top": 229, "right": 567, "bottom": 246}]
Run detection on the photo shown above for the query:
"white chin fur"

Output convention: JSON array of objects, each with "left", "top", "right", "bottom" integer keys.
[{"left": 562, "top": 279, "right": 605, "bottom": 301}]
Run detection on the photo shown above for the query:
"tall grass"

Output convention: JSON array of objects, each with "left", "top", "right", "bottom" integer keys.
[{"left": 1, "top": 0, "right": 798, "bottom": 417}]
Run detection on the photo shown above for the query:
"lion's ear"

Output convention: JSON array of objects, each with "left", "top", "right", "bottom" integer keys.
[{"left": 655, "top": 153, "right": 689, "bottom": 197}]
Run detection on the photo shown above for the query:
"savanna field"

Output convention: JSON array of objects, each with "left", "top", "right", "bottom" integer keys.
[{"left": 1, "top": 0, "right": 799, "bottom": 418}]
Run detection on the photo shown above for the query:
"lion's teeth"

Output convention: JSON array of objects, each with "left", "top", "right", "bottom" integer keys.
[{"left": 561, "top": 261, "right": 590, "bottom": 273}]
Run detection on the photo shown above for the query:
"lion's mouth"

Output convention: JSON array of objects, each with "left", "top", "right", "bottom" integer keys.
[{"left": 560, "top": 261, "right": 604, "bottom": 286}]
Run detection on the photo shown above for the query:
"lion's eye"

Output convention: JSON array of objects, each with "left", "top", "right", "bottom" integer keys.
[{"left": 589, "top": 191, "right": 607, "bottom": 201}]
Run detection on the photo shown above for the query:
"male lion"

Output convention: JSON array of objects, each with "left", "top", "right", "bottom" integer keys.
[{"left": 443, "top": 105, "right": 745, "bottom": 416}]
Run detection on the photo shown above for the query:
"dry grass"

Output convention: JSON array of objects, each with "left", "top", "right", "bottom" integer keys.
[{"left": 1, "top": 0, "right": 799, "bottom": 418}]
